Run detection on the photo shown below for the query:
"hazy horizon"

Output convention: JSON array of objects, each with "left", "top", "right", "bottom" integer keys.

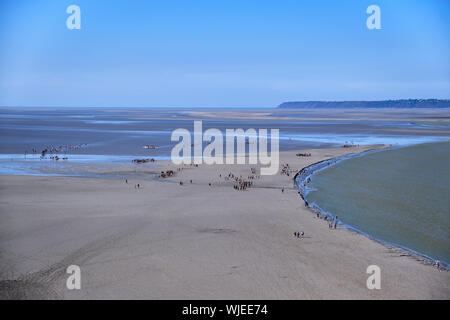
[{"left": 2, "top": 98, "right": 450, "bottom": 110}]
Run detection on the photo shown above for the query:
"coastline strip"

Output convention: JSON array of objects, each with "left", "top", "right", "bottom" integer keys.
[{"left": 294, "top": 144, "right": 449, "bottom": 269}]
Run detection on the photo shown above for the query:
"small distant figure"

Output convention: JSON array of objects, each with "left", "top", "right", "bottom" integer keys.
[
  {"left": 334, "top": 216, "right": 338, "bottom": 229},
  {"left": 137, "top": 184, "right": 140, "bottom": 189},
  {"left": 435, "top": 260, "right": 440, "bottom": 271},
  {"left": 209, "top": 183, "right": 212, "bottom": 186},
  {"left": 300, "top": 231, "right": 304, "bottom": 239},
  {"left": 190, "top": 180, "right": 193, "bottom": 184},
  {"left": 282, "top": 188, "right": 284, "bottom": 193},
  {"left": 180, "top": 181, "right": 183, "bottom": 186},
  {"left": 125, "top": 179, "right": 128, "bottom": 184}
]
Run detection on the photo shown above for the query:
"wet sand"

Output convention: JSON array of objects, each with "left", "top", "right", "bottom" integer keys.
[
  {"left": 2, "top": 107, "right": 449, "bottom": 157},
  {"left": 0, "top": 146, "right": 449, "bottom": 299}
]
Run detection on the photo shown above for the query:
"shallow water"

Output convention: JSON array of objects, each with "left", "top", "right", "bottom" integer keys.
[
  {"left": 1, "top": 107, "right": 449, "bottom": 177},
  {"left": 306, "top": 142, "right": 450, "bottom": 264}
]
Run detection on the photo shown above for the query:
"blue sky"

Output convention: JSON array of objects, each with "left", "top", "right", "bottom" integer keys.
[{"left": 0, "top": 0, "right": 449, "bottom": 107}]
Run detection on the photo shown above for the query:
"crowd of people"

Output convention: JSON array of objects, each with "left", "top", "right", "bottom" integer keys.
[
  {"left": 296, "top": 153, "right": 312, "bottom": 157},
  {"left": 328, "top": 215, "right": 339, "bottom": 229},
  {"left": 25, "top": 144, "right": 88, "bottom": 159},
  {"left": 293, "top": 231, "right": 305, "bottom": 239},
  {"left": 223, "top": 171, "right": 260, "bottom": 191},
  {"left": 233, "top": 180, "right": 253, "bottom": 191},
  {"left": 280, "top": 163, "right": 298, "bottom": 177},
  {"left": 49, "top": 156, "right": 69, "bottom": 161},
  {"left": 132, "top": 158, "right": 156, "bottom": 164},
  {"left": 160, "top": 170, "right": 175, "bottom": 178}
]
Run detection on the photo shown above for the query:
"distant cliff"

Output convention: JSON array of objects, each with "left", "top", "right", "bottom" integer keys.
[{"left": 277, "top": 99, "right": 450, "bottom": 109}]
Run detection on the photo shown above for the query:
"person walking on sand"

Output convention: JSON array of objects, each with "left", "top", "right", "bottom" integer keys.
[
  {"left": 334, "top": 216, "right": 338, "bottom": 229},
  {"left": 435, "top": 260, "right": 440, "bottom": 271}
]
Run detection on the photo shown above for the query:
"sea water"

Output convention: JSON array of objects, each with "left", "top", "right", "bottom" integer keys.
[{"left": 306, "top": 142, "right": 450, "bottom": 264}]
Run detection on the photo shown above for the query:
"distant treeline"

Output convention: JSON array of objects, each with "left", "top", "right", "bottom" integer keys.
[{"left": 278, "top": 99, "right": 450, "bottom": 109}]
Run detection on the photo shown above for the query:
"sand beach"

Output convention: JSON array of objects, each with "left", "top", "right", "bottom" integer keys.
[{"left": 1, "top": 145, "right": 448, "bottom": 299}]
